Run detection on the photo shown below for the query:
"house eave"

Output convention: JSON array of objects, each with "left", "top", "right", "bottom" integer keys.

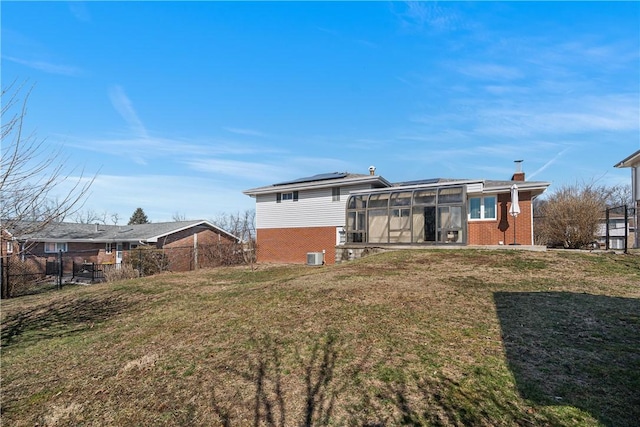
[
  {"left": 614, "top": 149, "right": 640, "bottom": 168},
  {"left": 347, "top": 180, "right": 551, "bottom": 196}
]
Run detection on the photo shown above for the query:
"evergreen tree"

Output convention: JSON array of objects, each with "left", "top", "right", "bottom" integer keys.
[{"left": 128, "top": 207, "right": 150, "bottom": 225}]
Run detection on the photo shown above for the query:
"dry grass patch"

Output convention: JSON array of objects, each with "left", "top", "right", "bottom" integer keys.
[{"left": 1, "top": 249, "right": 639, "bottom": 426}]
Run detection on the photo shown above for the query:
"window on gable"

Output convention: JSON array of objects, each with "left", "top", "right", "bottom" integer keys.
[
  {"left": 44, "top": 242, "right": 68, "bottom": 253},
  {"left": 332, "top": 187, "right": 340, "bottom": 202},
  {"left": 7, "top": 241, "right": 13, "bottom": 253},
  {"left": 277, "top": 191, "right": 299, "bottom": 203},
  {"left": 469, "top": 196, "right": 497, "bottom": 220}
]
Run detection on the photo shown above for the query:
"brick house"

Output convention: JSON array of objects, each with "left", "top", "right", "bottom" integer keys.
[
  {"left": 614, "top": 149, "right": 640, "bottom": 249},
  {"left": 244, "top": 166, "right": 551, "bottom": 264},
  {"left": 2, "top": 220, "right": 240, "bottom": 272}
]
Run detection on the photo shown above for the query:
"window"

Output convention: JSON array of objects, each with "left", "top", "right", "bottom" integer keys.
[
  {"left": 44, "top": 242, "right": 68, "bottom": 253},
  {"left": 332, "top": 187, "right": 340, "bottom": 202},
  {"left": 106, "top": 243, "right": 112, "bottom": 254},
  {"left": 276, "top": 191, "right": 299, "bottom": 203},
  {"left": 468, "top": 196, "right": 497, "bottom": 220},
  {"left": 6, "top": 241, "right": 13, "bottom": 253},
  {"left": 438, "top": 187, "right": 463, "bottom": 204}
]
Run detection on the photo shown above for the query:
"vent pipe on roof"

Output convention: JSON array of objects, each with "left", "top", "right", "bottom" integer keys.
[{"left": 369, "top": 165, "right": 376, "bottom": 176}]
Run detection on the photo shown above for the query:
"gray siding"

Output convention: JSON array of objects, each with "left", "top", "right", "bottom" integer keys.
[{"left": 256, "top": 184, "right": 373, "bottom": 229}]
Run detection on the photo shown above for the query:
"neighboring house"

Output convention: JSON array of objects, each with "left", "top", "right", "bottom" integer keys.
[
  {"left": 244, "top": 166, "right": 551, "bottom": 264},
  {"left": 2, "top": 220, "right": 240, "bottom": 272},
  {"left": 614, "top": 149, "right": 640, "bottom": 249},
  {"left": 596, "top": 214, "right": 636, "bottom": 250}
]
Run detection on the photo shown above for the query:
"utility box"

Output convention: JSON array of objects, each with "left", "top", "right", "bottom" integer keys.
[{"left": 306, "top": 252, "right": 324, "bottom": 266}]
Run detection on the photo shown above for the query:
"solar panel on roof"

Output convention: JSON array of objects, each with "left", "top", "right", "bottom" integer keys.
[
  {"left": 273, "top": 172, "right": 348, "bottom": 186},
  {"left": 392, "top": 178, "right": 442, "bottom": 187}
]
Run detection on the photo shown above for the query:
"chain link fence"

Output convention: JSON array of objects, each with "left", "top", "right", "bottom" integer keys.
[{"left": 1, "top": 242, "right": 253, "bottom": 299}]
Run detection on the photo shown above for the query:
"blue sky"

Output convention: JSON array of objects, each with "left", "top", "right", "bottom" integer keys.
[{"left": 2, "top": 1, "right": 639, "bottom": 223}]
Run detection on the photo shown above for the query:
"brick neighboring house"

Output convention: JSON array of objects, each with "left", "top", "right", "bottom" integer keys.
[
  {"left": 244, "top": 166, "right": 551, "bottom": 265},
  {"left": 2, "top": 220, "right": 240, "bottom": 272},
  {"left": 614, "top": 149, "right": 640, "bottom": 249}
]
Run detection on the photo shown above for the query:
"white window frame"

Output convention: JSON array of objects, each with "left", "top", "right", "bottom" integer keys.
[
  {"left": 106, "top": 243, "right": 112, "bottom": 254},
  {"left": 332, "top": 187, "right": 341, "bottom": 202},
  {"left": 468, "top": 196, "right": 497, "bottom": 220},
  {"left": 44, "top": 242, "right": 68, "bottom": 253},
  {"left": 7, "top": 241, "right": 13, "bottom": 253},
  {"left": 276, "top": 191, "right": 299, "bottom": 203}
]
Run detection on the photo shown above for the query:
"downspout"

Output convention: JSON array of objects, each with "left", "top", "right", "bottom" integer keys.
[
  {"left": 531, "top": 194, "right": 538, "bottom": 246},
  {"left": 633, "top": 166, "right": 639, "bottom": 249},
  {"left": 193, "top": 232, "right": 198, "bottom": 270}
]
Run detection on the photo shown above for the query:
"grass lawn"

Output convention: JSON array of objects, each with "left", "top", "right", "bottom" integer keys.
[{"left": 2, "top": 249, "right": 639, "bottom": 426}]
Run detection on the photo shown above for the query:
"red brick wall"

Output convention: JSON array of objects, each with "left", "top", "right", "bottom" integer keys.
[
  {"left": 25, "top": 242, "right": 116, "bottom": 264},
  {"left": 257, "top": 227, "right": 336, "bottom": 265},
  {"left": 157, "top": 227, "right": 237, "bottom": 271},
  {"left": 468, "top": 192, "right": 533, "bottom": 245}
]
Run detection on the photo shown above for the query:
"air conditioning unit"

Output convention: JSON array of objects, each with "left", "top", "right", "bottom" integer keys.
[{"left": 307, "top": 252, "right": 324, "bottom": 266}]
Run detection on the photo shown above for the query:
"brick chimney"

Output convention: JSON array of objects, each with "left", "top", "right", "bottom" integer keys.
[{"left": 511, "top": 160, "right": 525, "bottom": 181}]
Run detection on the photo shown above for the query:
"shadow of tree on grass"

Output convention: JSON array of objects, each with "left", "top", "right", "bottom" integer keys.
[
  {"left": 210, "top": 332, "right": 366, "bottom": 426},
  {"left": 494, "top": 291, "right": 640, "bottom": 427},
  {"left": 1, "top": 295, "right": 133, "bottom": 348}
]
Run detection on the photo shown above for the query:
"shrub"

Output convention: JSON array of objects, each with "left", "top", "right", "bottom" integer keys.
[{"left": 104, "top": 264, "right": 139, "bottom": 282}]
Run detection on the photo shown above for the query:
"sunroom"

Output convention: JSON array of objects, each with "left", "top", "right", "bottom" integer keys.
[{"left": 345, "top": 182, "right": 470, "bottom": 245}]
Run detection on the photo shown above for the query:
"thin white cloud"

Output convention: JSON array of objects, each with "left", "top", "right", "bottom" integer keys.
[
  {"left": 68, "top": 2, "right": 91, "bottom": 22},
  {"left": 2, "top": 55, "right": 82, "bottom": 76},
  {"left": 456, "top": 63, "right": 524, "bottom": 81},
  {"left": 185, "top": 158, "right": 288, "bottom": 181},
  {"left": 59, "top": 174, "right": 255, "bottom": 223},
  {"left": 528, "top": 147, "right": 571, "bottom": 180},
  {"left": 223, "top": 127, "right": 268, "bottom": 137},
  {"left": 396, "top": 1, "right": 465, "bottom": 32},
  {"left": 108, "top": 85, "right": 149, "bottom": 139}
]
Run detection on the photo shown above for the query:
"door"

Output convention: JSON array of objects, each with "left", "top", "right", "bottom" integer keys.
[
  {"left": 424, "top": 206, "right": 436, "bottom": 242},
  {"left": 115, "top": 243, "right": 124, "bottom": 266}
]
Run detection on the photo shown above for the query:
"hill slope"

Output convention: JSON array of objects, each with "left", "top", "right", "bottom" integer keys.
[{"left": 2, "top": 250, "right": 639, "bottom": 426}]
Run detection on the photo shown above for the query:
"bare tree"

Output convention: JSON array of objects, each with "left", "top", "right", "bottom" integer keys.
[
  {"left": 172, "top": 211, "right": 188, "bottom": 222},
  {"left": 1, "top": 81, "right": 94, "bottom": 233},
  {"left": 603, "top": 183, "right": 633, "bottom": 208},
  {"left": 211, "top": 209, "right": 257, "bottom": 269},
  {"left": 534, "top": 182, "right": 607, "bottom": 249},
  {"left": 110, "top": 212, "right": 120, "bottom": 225},
  {"left": 72, "top": 208, "right": 108, "bottom": 224},
  {"left": 1, "top": 81, "right": 95, "bottom": 298}
]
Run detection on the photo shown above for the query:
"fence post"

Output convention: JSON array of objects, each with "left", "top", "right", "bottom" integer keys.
[
  {"left": 138, "top": 247, "right": 143, "bottom": 277},
  {"left": 1, "top": 256, "right": 9, "bottom": 299},
  {"left": 605, "top": 208, "right": 610, "bottom": 251},
  {"left": 624, "top": 204, "right": 629, "bottom": 254},
  {"left": 57, "top": 250, "right": 63, "bottom": 290}
]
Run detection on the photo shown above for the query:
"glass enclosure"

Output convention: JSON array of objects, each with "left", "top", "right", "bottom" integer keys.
[{"left": 346, "top": 185, "right": 467, "bottom": 244}]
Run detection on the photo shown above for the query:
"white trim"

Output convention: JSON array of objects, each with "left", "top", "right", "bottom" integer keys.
[
  {"left": 44, "top": 242, "right": 67, "bottom": 253},
  {"left": 468, "top": 195, "right": 497, "bottom": 221}
]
